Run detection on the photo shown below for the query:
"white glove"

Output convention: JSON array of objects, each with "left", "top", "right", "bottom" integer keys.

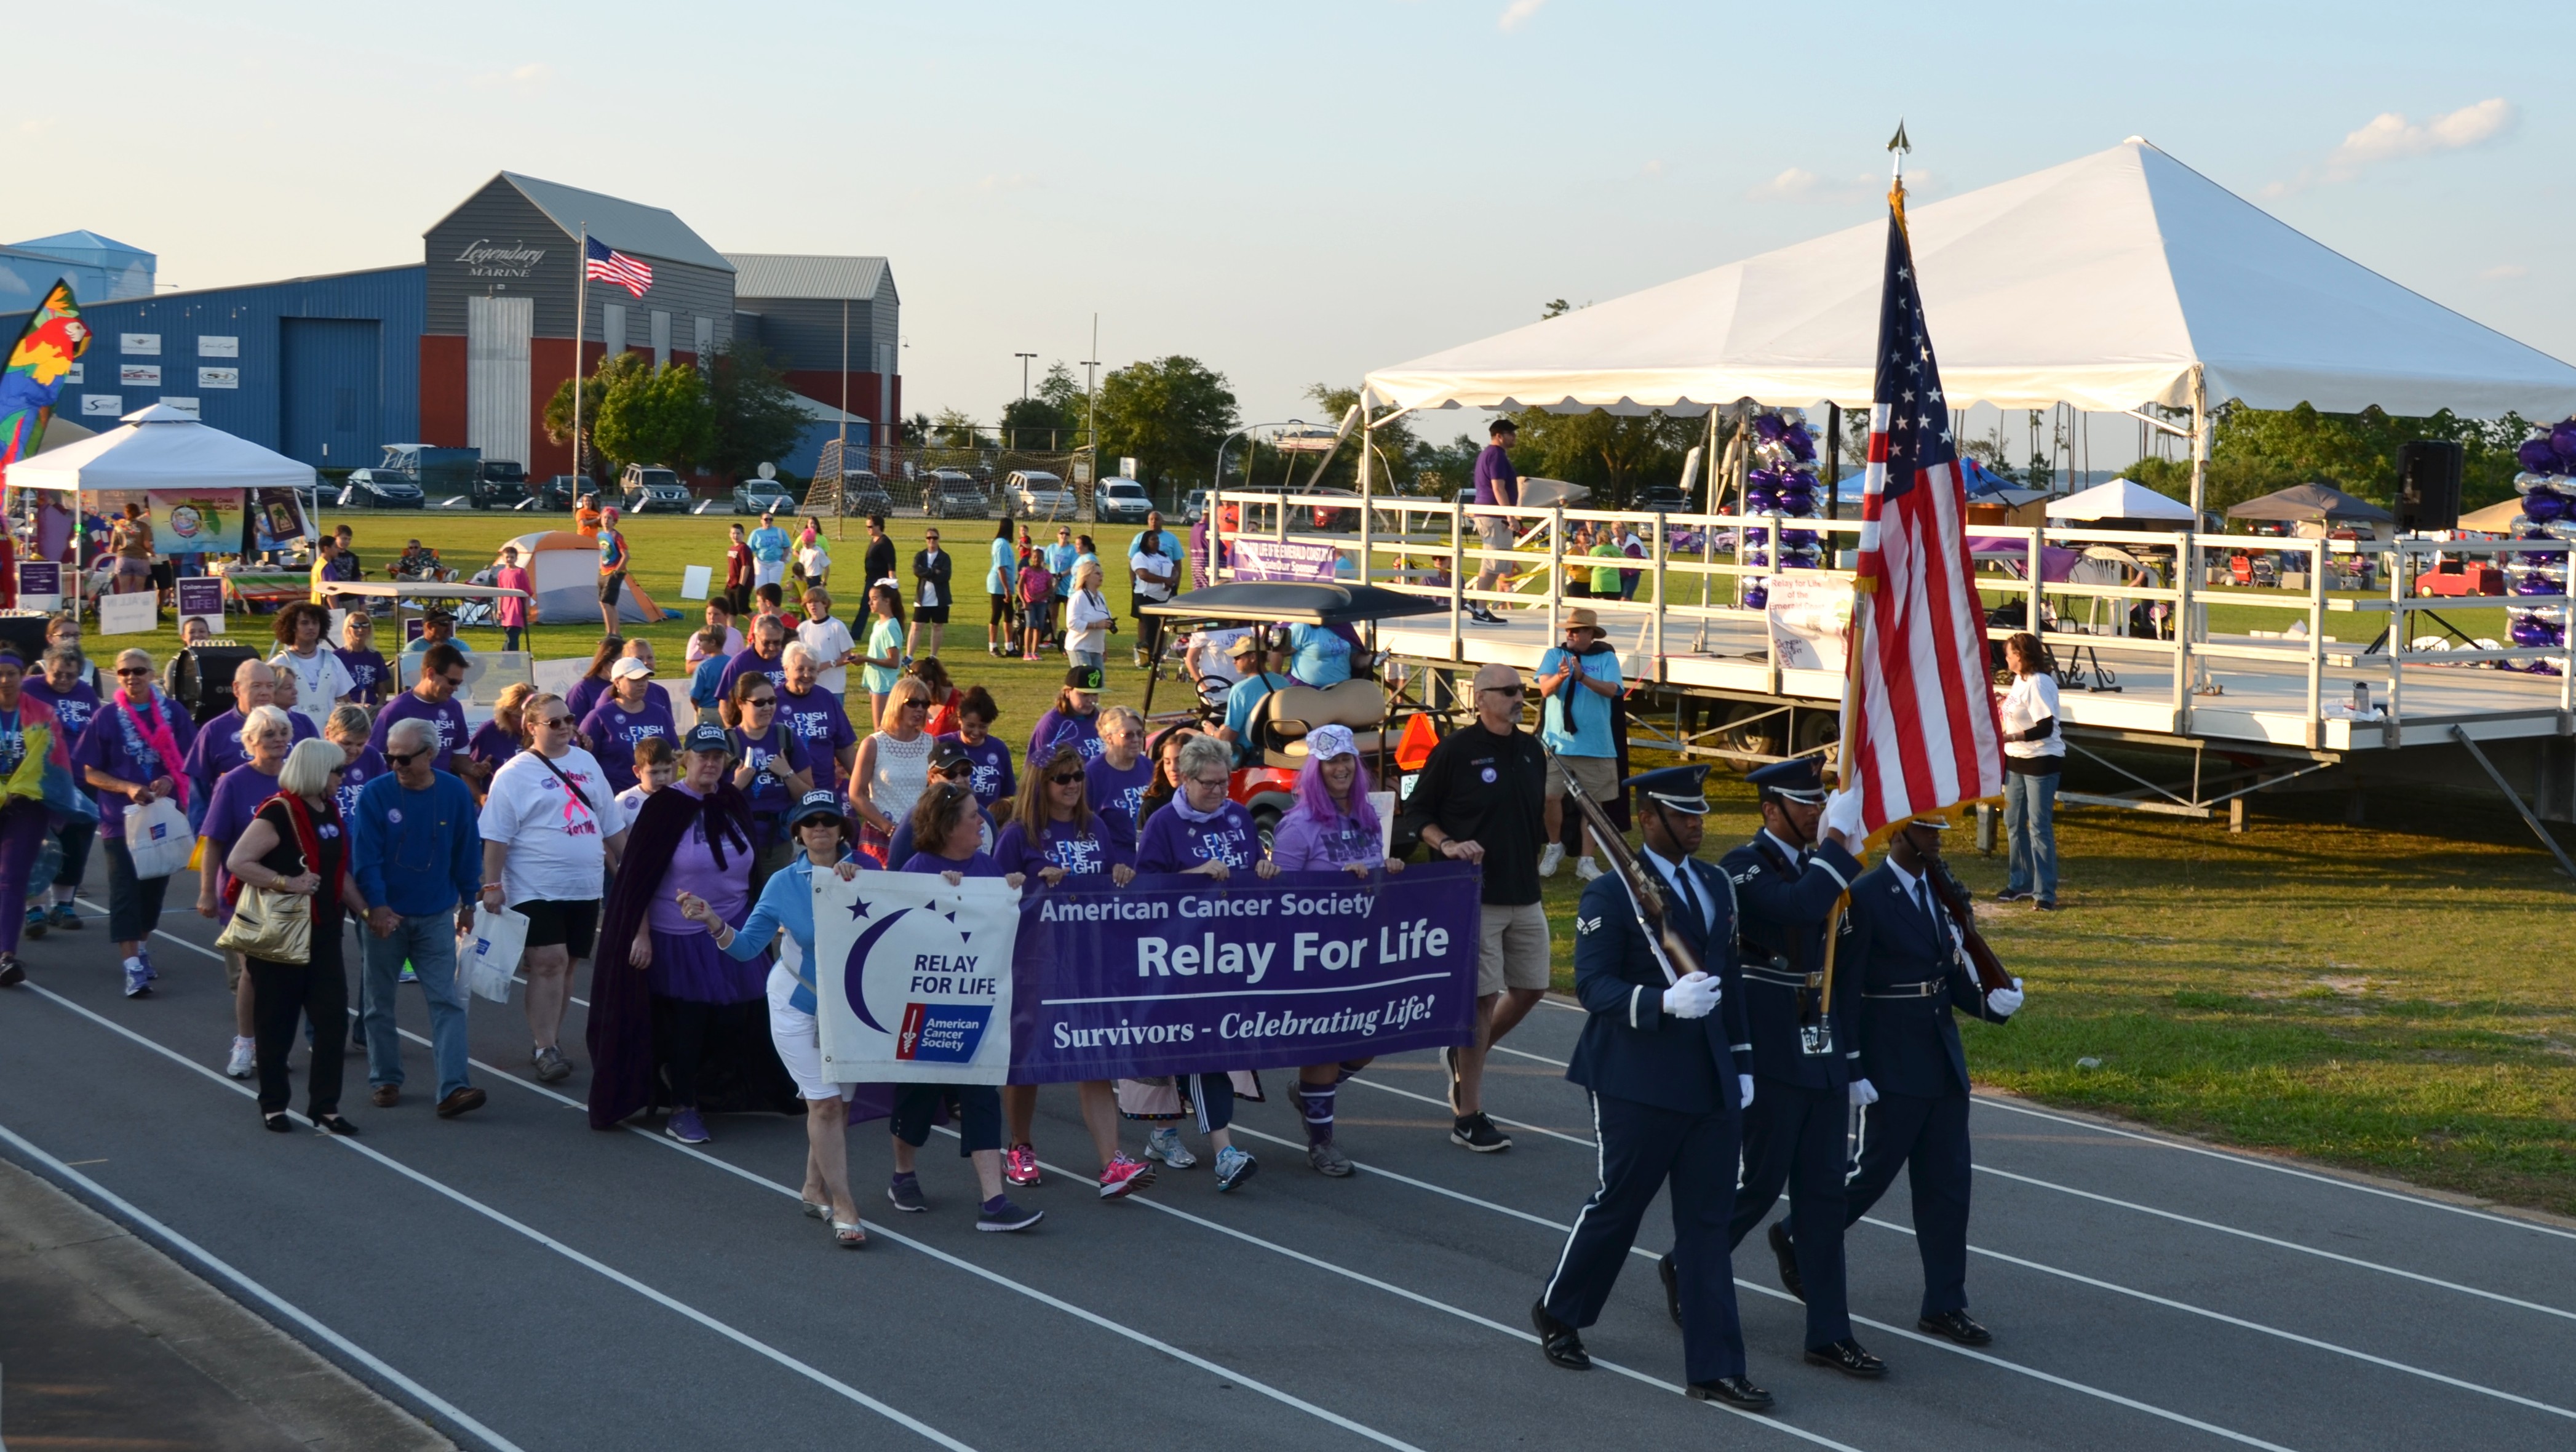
[
  {"left": 1849, "top": 1077, "right": 1879, "bottom": 1107},
  {"left": 1738, "top": 1074, "right": 1755, "bottom": 1109},
  {"left": 1660, "top": 971, "right": 1721, "bottom": 1019},
  {"left": 1987, "top": 976, "right": 2025, "bottom": 1017}
]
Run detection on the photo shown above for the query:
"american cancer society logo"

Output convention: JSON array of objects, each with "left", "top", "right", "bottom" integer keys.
[{"left": 841, "top": 893, "right": 1001, "bottom": 1066}]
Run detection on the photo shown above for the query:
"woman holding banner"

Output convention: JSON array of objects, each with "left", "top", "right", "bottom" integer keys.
[
  {"left": 685, "top": 789, "right": 877, "bottom": 1248},
  {"left": 1131, "top": 733, "right": 1278, "bottom": 1193},
  {"left": 889, "top": 783, "right": 1041, "bottom": 1231},
  {"left": 992, "top": 746, "right": 1152, "bottom": 1199},
  {"left": 1267, "top": 725, "right": 1399, "bottom": 1177}
]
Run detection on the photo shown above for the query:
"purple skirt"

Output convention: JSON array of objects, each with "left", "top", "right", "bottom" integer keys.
[{"left": 646, "top": 927, "right": 766, "bottom": 1005}]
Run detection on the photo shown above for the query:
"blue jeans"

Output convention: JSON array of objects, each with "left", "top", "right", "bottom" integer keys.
[
  {"left": 2004, "top": 769, "right": 2058, "bottom": 902},
  {"left": 362, "top": 911, "right": 472, "bottom": 1101}
]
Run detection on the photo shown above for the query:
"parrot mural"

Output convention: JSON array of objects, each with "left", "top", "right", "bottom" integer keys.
[{"left": 0, "top": 280, "right": 91, "bottom": 478}]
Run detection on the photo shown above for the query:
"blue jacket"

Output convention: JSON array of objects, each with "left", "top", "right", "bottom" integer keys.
[
  {"left": 1721, "top": 832, "right": 1864, "bottom": 1091},
  {"left": 1833, "top": 861, "right": 2011, "bottom": 1099},
  {"left": 690, "top": 654, "right": 728, "bottom": 710},
  {"left": 351, "top": 769, "right": 481, "bottom": 917},
  {"left": 718, "top": 848, "right": 876, "bottom": 1013},
  {"left": 1565, "top": 849, "right": 1749, "bottom": 1117}
]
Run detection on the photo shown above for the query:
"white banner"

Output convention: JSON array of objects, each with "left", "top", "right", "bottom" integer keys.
[
  {"left": 1764, "top": 572, "right": 1854, "bottom": 674},
  {"left": 98, "top": 590, "right": 159, "bottom": 636},
  {"left": 814, "top": 869, "right": 1020, "bottom": 1085}
]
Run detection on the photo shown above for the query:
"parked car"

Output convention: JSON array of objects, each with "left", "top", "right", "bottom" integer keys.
[
  {"left": 925, "top": 471, "right": 990, "bottom": 519},
  {"left": 379, "top": 444, "right": 480, "bottom": 500},
  {"left": 339, "top": 468, "right": 424, "bottom": 509},
  {"left": 535, "top": 474, "right": 586, "bottom": 511},
  {"left": 733, "top": 475, "right": 797, "bottom": 515},
  {"left": 621, "top": 465, "right": 693, "bottom": 514},
  {"left": 471, "top": 459, "right": 528, "bottom": 509},
  {"left": 1183, "top": 489, "right": 1213, "bottom": 524},
  {"left": 1634, "top": 483, "right": 1691, "bottom": 514},
  {"left": 1095, "top": 477, "right": 1153, "bottom": 523},
  {"left": 817, "top": 469, "right": 897, "bottom": 519},
  {"left": 1007, "top": 469, "right": 1077, "bottom": 520}
]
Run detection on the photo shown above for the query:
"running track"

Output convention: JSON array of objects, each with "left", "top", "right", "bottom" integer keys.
[{"left": 3, "top": 881, "right": 2572, "bottom": 1452}]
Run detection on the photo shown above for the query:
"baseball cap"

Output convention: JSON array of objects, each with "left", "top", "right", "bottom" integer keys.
[
  {"left": 929, "top": 740, "right": 974, "bottom": 775},
  {"left": 786, "top": 789, "right": 844, "bottom": 828},
  {"left": 610, "top": 658, "right": 653, "bottom": 681},
  {"left": 1304, "top": 724, "right": 1358, "bottom": 760},
  {"left": 683, "top": 723, "right": 732, "bottom": 756},
  {"left": 1064, "top": 665, "right": 1103, "bottom": 692}
]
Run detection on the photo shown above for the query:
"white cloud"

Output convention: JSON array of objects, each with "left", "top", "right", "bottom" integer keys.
[
  {"left": 469, "top": 62, "right": 552, "bottom": 96},
  {"left": 1640, "top": 159, "right": 1665, "bottom": 178},
  {"left": 2267, "top": 98, "right": 2517, "bottom": 194},
  {"left": 1498, "top": 0, "right": 1546, "bottom": 33},
  {"left": 1746, "top": 167, "right": 1933, "bottom": 205},
  {"left": 1758, "top": 167, "right": 1820, "bottom": 197},
  {"left": 2481, "top": 263, "right": 2529, "bottom": 281}
]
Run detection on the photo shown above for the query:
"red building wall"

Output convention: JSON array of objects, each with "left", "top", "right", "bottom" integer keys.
[{"left": 419, "top": 335, "right": 467, "bottom": 447}]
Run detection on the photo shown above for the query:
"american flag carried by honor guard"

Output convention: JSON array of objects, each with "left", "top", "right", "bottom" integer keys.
[
  {"left": 1827, "top": 126, "right": 2006, "bottom": 840},
  {"left": 584, "top": 236, "right": 653, "bottom": 298}
]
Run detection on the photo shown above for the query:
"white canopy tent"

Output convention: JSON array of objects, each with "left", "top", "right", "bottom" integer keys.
[
  {"left": 2046, "top": 477, "right": 2196, "bottom": 522},
  {"left": 1360, "top": 138, "right": 2576, "bottom": 514},
  {"left": 7, "top": 404, "right": 316, "bottom": 492}
]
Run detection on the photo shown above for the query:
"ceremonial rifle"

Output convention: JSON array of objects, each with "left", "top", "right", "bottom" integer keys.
[
  {"left": 1922, "top": 856, "right": 2014, "bottom": 995},
  {"left": 1550, "top": 752, "right": 1701, "bottom": 987}
]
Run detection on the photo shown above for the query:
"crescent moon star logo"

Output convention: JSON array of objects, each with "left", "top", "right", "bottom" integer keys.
[{"left": 842, "top": 907, "right": 912, "bottom": 1033}]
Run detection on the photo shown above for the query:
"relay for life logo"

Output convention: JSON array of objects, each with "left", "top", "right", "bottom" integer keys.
[{"left": 816, "top": 873, "right": 1017, "bottom": 1085}]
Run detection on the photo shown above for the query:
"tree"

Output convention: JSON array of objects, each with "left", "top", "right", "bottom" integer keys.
[
  {"left": 2126, "top": 401, "right": 2537, "bottom": 515},
  {"left": 1096, "top": 356, "right": 1239, "bottom": 493},
  {"left": 590, "top": 358, "right": 715, "bottom": 477},
  {"left": 931, "top": 409, "right": 982, "bottom": 450},
  {"left": 702, "top": 342, "right": 809, "bottom": 482},
  {"left": 1506, "top": 405, "right": 1696, "bottom": 508},
  {"left": 1292, "top": 383, "right": 1425, "bottom": 493},
  {"left": 542, "top": 351, "right": 646, "bottom": 486},
  {"left": 999, "top": 361, "right": 1086, "bottom": 450}
]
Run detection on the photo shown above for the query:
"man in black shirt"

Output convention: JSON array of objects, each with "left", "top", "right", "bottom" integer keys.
[
  {"left": 863, "top": 515, "right": 897, "bottom": 592},
  {"left": 1409, "top": 660, "right": 1549, "bottom": 1152}
]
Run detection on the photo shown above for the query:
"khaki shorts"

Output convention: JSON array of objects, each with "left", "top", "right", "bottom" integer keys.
[
  {"left": 1474, "top": 514, "right": 1515, "bottom": 562},
  {"left": 1543, "top": 752, "right": 1618, "bottom": 802},
  {"left": 1477, "top": 900, "right": 1551, "bottom": 995}
]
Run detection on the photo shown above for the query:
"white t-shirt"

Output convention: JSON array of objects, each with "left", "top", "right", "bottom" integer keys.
[
  {"left": 616, "top": 783, "right": 651, "bottom": 819},
  {"left": 479, "top": 746, "right": 629, "bottom": 905},
  {"left": 1187, "top": 628, "right": 1251, "bottom": 686},
  {"left": 270, "top": 646, "right": 354, "bottom": 730},
  {"left": 2000, "top": 672, "right": 2065, "bottom": 760},
  {"left": 796, "top": 615, "right": 857, "bottom": 698}
]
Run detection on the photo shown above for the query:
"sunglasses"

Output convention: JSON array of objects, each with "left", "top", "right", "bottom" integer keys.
[
  {"left": 115, "top": 666, "right": 152, "bottom": 677},
  {"left": 745, "top": 696, "right": 776, "bottom": 708},
  {"left": 537, "top": 714, "right": 574, "bottom": 729},
  {"left": 901, "top": 700, "right": 929, "bottom": 711},
  {"left": 384, "top": 749, "right": 424, "bottom": 767},
  {"left": 1051, "top": 771, "right": 1085, "bottom": 785}
]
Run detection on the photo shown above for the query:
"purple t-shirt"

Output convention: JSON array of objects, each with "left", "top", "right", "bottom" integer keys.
[
  {"left": 647, "top": 785, "right": 752, "bottom": 935},
  {"left": 335, "top": 745, "right": 388, "bottom": 826},
  {"left": 940, "top": 732, "right": 1016, "bottom": 808},
  {"left": 1026, "top": 708, "right": 1102, "bottom": 773},
  {"left": 202, "top": 762, "right": 284, "bottom": 919},
  {"left": 1085, "top": 753, "right": 1154, "bottom": 839},
  {"left": 1135, "top": 800, "right": 1261, "bottom": 872},
  {"left": 565, "top": 674, "right": 611, "bottom": 725},
  {"left": 71, "top": 692, "right": 200, "bottom": 838},
  {"left": 183, "top": 706, "right": 317, "bottom": 794},
  {"left": 1473, "top": 442, "right": 1519, "bottom": 507},
  {"left": 468, "top": 719, "right": 520, "bottom": 774},
  {"left": 340, "top": 648, "right": 391, "bottom": 706},
  {"left": 23, "top": 677, "right": 100, "bottom": 743},
  {"left": 1270, "top": 804, "right": 1382, "bottom": 872},
  {"left": 716, "top": 647, "right": 790, "bottom": 704},
  {"left": 900, "top": 848, "right": 1008, "bottom": 879},
  {"left": 729, "top": 720, "right": 811, "bottom": 822},
  {"left": 775, "top": 684, "right": 856, "bottom": 793},
  {"left": 993, "top": 814, "right": 1132, "bottom": 879},
  {"left": 580, "top": 692, "right": 678, "bottom": 794},
  {"left": 367, "top": 690, "right": 469, "bottom": 773}
]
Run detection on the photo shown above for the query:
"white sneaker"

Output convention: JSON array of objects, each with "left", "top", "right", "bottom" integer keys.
[
  {"left": 1538, "top": 844, "right": 1565, "bottom": 878},
  {"left": 1145, "top": 1125, "right": 1198, "bottom": 1170},
  {"left": 1575, "top": 856, "right": 1604, "bottom": 881},
  {"left": 225, "top": 1035, "right": 255, "bottom": 1079}
]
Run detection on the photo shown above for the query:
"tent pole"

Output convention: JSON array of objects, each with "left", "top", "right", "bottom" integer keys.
[
  {"left": 2188, "top": 367, "right": 2208, "bottom": 524},
  {"left": 1823, "top": 402, "right": 1841, "bottom": 522}
]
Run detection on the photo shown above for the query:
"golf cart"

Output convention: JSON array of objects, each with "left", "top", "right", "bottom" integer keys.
[{"left": 1136, "top": 580, "right": 1447, "bottom": 855}]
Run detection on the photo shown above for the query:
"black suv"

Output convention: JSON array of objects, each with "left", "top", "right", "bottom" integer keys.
[{"left": 472, "top": 460, "right": 529, "bottom": 509}]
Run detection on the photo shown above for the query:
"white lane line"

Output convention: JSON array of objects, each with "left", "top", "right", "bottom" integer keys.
[
  {"left": 21, "top": 981, "right": 979, "bottom": 1452},
  {"left": 0, "top": 1120, "right": 530, "bottom": 1452},
  {"left": 1213, "top": 1125, "right": 2305, "bottom": 1452},
  {"left": 1849, "top": 1215, "right": 2576, "bottom": 1421},
  {"left": 1342, "top": 1072, "right": 1596, "bottom": 1147},
  {"left": 1976, "top": 1164, "right": 2576, "bottom": 1325},
  {"left": 1969, "top": 1097, "right": 2576, "bottom": 1245}
]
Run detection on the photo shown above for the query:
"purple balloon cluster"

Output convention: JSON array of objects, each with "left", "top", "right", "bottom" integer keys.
[
  {"left": 1741, "top": 410, "right": 1827, "bottom": 610},
  {"left": 2514, "top": 418, "right": 2576, "bottom": 476},
  {"left": 2506, "top": 420, "right": 2576, "bottom": 660}
]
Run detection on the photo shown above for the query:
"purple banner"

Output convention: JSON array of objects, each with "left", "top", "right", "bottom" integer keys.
[
  {"left": 16, "top": 562, "right": 60, "bottom": 598},
  {"left": 1008, "top": 861, "right": 1483, "bottom": 1082},
  {"left": 1231, "top": 538, "right": 1342, "bottom": 582}
]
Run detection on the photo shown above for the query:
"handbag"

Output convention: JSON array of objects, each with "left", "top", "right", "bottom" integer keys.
[
  {"left": 122, "top": 796, "right": 194, "bottom": 880},
  {"left": 458, "top": 903, "right": 528, "bottom": 1004},
  {"left": 212, "top": 792, "right": 328, "bottom": 965}
]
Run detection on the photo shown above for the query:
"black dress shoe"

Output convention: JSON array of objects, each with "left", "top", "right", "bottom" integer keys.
[
  {"left": 1803, "top": 1338, "right": 1886, "bottom": 1378},
  {"left": 1917, "top": 1309, "right": 1992, "bottom": 1346},
  {"left": 1530, "top": 1301, "right": 1591, "bottom": 1370},
  {"left": 1767, "top": 1221, "right": 1805, "bottom": 1302},
  {"left": 1658, "top": 1253, "right": 1682, "bottom": 1327},
  {"left": 1686, "top": 1376, "right": 1774, "bottom": 1411}
]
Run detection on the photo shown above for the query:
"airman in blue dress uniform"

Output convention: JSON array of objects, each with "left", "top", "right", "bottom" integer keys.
[
  {"left": 1799, "top": 813, "right": 2024, "bottom": 1347},
  {"left": 1532, "top": 765, "right": 1774, "bottom": 1411}
]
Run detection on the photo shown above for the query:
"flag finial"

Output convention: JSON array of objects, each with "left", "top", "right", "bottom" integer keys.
[
  {"left": 1886, "top": 122, "right": 1912, "bottom": 221},
  {"left": 1886, "top": 121, "right": 1910, "bottom": 158}
]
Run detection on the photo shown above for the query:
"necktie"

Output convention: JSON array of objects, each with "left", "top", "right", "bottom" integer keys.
[
  {"left": 1916, "top": 876, "right": 1938, "bottom": 929},
  {"left": 1669, "top": 863, "right": 1699, "bottom": 931}
]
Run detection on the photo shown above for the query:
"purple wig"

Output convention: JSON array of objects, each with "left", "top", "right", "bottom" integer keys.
[{"left": 1291, "top": 743, "right": 1380, "bottom": 842}]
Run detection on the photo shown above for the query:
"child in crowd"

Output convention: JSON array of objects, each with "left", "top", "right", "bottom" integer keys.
[
  {"left": 1016, "top": 552, "right": 1053, "bottom": 662},
  {"left": 688, "top": 628, "right": 730, "bottom": 728},
  {"left": 617, "top": 735, "right": 677, "bottom": 821},
  {"left": 338, "top": 612, "right": 389, "bottom": 707}
]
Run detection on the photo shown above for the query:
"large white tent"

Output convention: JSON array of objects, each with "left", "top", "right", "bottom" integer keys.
[
  {"left": 2046, "top": 478, "right": 2196, "bottom": 522},
  {"left": 1362, "top": 138, "right": 2576, "bottom": 422},
  {"left": 7, "top": 404, "right": 314, "bottom": 492}
]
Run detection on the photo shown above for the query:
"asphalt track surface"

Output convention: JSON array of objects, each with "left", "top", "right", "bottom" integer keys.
[{"left": 5, "top": 877, "right": 2574, "bottom": 1452}]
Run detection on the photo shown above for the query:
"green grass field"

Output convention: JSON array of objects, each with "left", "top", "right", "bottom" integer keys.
[{"left": 135, "top": 506, "right": 2576, "bottom": 1220}]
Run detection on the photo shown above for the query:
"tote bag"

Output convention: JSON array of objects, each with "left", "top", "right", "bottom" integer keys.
[
  {"left": 122, "top": 796, "right": 194, "bottom": 880},
  {"left": 459, "top": 903, "right": 529, "bottom": 1004}
]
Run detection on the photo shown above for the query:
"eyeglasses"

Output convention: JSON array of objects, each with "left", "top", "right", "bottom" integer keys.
[
  {"left": 1051, "top": 771, "right": 1085, "bottom": 785},
  {"left": 1188, "top": 775, "right": 1228, "bottom": 790},
  {"left": 384, "top": 749, "right": 423, "bottom": 767},
  {"left": 114, "top": 666, "right": 151, "bottom": 677},
  {"left": 538, "top": 714, "right": 574, "bottom": 729},
  {"left": 442, "top": 674, "right": 466, "bottom": 688}
]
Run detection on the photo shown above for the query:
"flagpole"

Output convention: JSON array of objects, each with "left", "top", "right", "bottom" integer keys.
[{"left": 573, "top": 223, "right": 587, "bottom": 501}]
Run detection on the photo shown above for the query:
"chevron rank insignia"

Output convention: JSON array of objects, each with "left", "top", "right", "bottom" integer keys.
[{"left": 1576, "top": 915, "right": 1603, "bottom": 935}]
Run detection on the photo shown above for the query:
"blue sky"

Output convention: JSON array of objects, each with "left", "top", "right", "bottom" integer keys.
[{"left": 25, "top": 1, "right": 2569, "bottom": 459}]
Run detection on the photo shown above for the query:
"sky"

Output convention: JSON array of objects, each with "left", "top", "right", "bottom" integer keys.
[{"left": 22, "top": 1, "right": 2572, "bottom": 469}]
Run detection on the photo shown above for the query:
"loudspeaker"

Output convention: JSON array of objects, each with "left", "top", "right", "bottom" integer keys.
[
  {"left": 173, "top": 644, "right": 260, "bottom": 724},
  {"left": 0, "top": 612, "right": 50, "bottom": 665},
  {"left": 2396, "top": 441, "right": 2463, "bottom": 532}
]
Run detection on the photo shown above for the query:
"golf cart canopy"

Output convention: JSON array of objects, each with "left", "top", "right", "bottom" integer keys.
[{"left": 1140, "top": 581, "right": 1446, "bottom": 626}]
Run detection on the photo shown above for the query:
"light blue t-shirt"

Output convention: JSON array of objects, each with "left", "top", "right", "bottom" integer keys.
[
  {"left": 1538, "top": 645, "right": 1622, "bottom": 759},
  {"left": 1046, "top": 543, "right": 1078, "bottom": 597},
  {"left": 1287, "top": 624, "right": 1352, "bottom": 687},
  {"left": 986, "top": 537, "right": 1016, "bottom": 595},
  {"left": 748, "top": 525, "right": 790, "bottom": 565},
  {"left": 1223, "top": 671, "right": 1296, "bottom": 745}
]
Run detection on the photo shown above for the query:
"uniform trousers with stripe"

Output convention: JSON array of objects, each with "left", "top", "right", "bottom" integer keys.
[
  {"left": 1543, "top": 1091, "right": 1746, "bottom": 1383},
  {"left": 1727, "top": 1078, "right": 1853, "bottom": 1350},
  {"left": 1841, "top": 1090, "right": 1974, "bottom": 1318}
]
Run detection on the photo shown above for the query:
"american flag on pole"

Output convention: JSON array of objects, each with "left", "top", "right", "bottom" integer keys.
[
  {"left": 1831, "top": 153, "right": 2004, "bottom": 837},
  {"left": 584, "top": 236, "right": 653, "bottom": 298}
]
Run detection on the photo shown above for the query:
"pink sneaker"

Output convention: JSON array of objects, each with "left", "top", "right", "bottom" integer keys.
[
  {"left": 1097, "top": 1153, "right": 1156, "bottom": 1200},
  {"left": 1004, "top": 1142, "right": 1041, "bottom": 1187}
]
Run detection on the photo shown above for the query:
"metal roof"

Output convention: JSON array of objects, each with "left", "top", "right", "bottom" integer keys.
[
  {"left": 725, "top": 253, "right": 889, "bottom": 301},
  {"left": 483, "top": 173, "right": 734, "bottom": 273}
]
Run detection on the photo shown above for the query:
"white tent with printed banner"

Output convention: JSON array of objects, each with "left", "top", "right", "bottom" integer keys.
[{"left": 6, "top": 403, "right": 313, "bottom": 493}]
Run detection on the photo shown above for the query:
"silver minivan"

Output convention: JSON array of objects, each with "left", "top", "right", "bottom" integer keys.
[{"left": 1006, "top": 469, "right": 1077, "bottom": 520}]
